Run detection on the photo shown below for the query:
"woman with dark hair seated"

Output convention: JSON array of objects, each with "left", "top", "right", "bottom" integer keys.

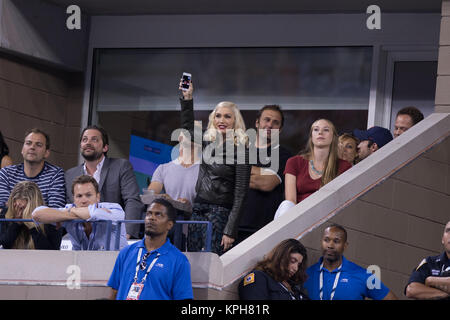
[{"left": 238, "top": 239, "right": 309, "bottom": 300}]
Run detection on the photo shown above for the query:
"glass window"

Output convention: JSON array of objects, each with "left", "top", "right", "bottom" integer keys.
[{"left": 92, "top": 47, "right": 372, "bottom": 112}]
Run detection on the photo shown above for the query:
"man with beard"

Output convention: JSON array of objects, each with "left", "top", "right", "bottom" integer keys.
[
  {"left": 237, "top": 105, "right": 292, "bottom": 243},
  {"left": 108, "top": 198, "right": 193, "bottom": 300},
  {"left": 65, "top": 125, "right": 144, "bottom": 239},
  {"left": 0, "top": 128, "right": 65, "bottom": 212},
  {"left": 304, "top": 224, "right": 397, "bottom": 300}
]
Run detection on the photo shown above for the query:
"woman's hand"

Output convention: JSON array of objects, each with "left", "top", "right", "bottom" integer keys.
[
  {"left": 24, "top": 221, "right": 37, "bottom": 230},
  {"left": 13, "top": 199, "right": 27, "bottom": 220},
  {"left": 221, "top": 234, "right": 235, "bottom": 252},
  {"left": 179, "top": 78, "right": 194, "bottom": 100}
]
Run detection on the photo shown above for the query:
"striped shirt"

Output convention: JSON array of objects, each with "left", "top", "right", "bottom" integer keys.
[{"left": 0, "top": 162, "right": 66, "bottom": 209}]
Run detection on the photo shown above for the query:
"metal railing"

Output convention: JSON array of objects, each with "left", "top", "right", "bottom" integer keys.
[{"left": 0, "top": 219, "right": 212, "bottom": 252}]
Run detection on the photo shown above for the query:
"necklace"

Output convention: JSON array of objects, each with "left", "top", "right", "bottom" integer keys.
[{"left": 309, "top": 160, "right": 323, "bottom": 175}]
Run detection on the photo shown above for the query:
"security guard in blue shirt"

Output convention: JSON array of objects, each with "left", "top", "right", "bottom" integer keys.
[
  {"left": 108, "top": 198, "right": 193, "bottom": 300},
  {"left": 405, "top": 221, "right": 450, "bottom": 300},
  {"left": 304, "top": 224, "right": 398, "bottom": 300}
]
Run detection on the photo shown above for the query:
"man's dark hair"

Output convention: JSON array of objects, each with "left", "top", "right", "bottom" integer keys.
[
  {"left": 256, "top": 105, "right": 285, "bottom": 129},
  {"left": 397, "top": 106, "right": 424, "bottom": 125},
  {"left": 71, "top": 175, "right": 100, "bottom": 196},
  {"left": 80, "top": 125, "right": 109, "bottom": 155},
  {"left": 150, "top": 198, "right": 176, "bottom": 222},
  {"left": 25, "top": 128, "right": 50, "bottom": 150},
  {"left": 326, "top": 223, "right": 348, "bottom": 242}
]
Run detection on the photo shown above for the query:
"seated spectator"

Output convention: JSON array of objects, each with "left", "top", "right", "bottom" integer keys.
[
  {"left": 284, "top": 119, "right": 352, "bottom": 205},
  {"left": 239, "top": 239, "right": 309, "bottom": 300},
  {"left": 65, "top": 125, "right": 144, "bottom": 239},
  {"left": 405, "top": 220, "right": 450, "bottom": 300},
  {"left": 0, "top": 128, "right": 66, "bottom": 214},
  {"left": 337, "top": 133, "right": 359, "bottom": 165},
  {"left": 0, "top": 131, "right": 13, "bottom": 168},
  {"left": 148, "top": 131, "right": 200, "bottom": 211},
  {"left": 147, "top": 131, "right": 201, "bottom": 249},
  {"left": 394, "top": 106, "right": 424, "bottom": 138},
  {"left": 108, "top": 198, "right": 193, "bottom": 300},
  {"left": 304, "top": 224, "right": 397, "bottom": 300},
  {"left": 0, "top": 181, "right": 61, "bottom": 249},
  {"left": 353, "top": 126, "right": 393, "bottom": 161},
  {"left": 32, "top": 175, "right": 128, "bottom": 250}
]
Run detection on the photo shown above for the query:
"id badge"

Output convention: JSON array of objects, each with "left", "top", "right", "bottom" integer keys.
[{"left": 126, "top": 282, "right": 144, "bottom": 300}]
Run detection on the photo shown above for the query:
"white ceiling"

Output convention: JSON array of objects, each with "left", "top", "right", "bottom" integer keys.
[{"left": 44, "top": 0, "right": 442, "bottom": 15}]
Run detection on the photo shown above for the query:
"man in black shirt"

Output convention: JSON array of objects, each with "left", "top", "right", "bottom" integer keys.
[
  {"left": 405, "top": 220, "right": 450, "bottom": 299},
  {"left": 237, "top": 105, "right": 292, "bottom": 244}
]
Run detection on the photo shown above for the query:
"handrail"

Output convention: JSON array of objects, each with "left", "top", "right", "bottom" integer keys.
[{"left": 0, "top": 219, "right": 213, "bottom": 252}]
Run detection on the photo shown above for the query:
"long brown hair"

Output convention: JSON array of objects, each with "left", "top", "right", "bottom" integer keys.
[
  {"left": 254, "top": 239, "right": 308, "bottom": 285},
  {"left": 5, "top": 181, "right": 46, "bottom": 249},
  {"left": 300, "top": 119, "right": 340, "bottom": 187}
]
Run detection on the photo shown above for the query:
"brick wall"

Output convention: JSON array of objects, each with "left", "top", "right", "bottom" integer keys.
[{"left": 0, "top": 52, "right": 84, "bottom": 170}]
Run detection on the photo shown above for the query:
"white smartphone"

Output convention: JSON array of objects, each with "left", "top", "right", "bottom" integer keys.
[{"left": 181, "top": 72, "right": 192, "bottom": 91}]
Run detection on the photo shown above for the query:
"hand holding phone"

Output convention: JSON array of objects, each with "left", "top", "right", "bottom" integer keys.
[{"left": 181, "top": 72, "right": 192, "bottom": 91}]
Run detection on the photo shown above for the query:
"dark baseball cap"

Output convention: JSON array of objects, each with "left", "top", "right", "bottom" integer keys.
[{"left": 353, "top": 126, "right": 393, "bottom": 148}]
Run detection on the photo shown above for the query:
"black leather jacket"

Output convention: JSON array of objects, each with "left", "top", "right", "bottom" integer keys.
[{"left": 180, "top": 98, "right": 251, "bottom": 238}]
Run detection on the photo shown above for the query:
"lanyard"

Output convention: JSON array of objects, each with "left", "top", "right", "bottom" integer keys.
[
  {"left": 279, "top": 282, "right": 296, "bottom": 300},
  {"left": 319, "top": 262, "right": 342, "bottom": 300},
  {"left": 134, "top": 248, "right": 160, "bottom": 284}
]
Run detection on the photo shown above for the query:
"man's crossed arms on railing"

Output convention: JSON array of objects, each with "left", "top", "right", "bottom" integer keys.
[{"left": 32, "top": 175, "right": 128, "bottom": 251}]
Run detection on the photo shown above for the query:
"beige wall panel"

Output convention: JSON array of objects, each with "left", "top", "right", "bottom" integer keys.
[
  {"left": 443, "top": 0, "right": 450, "bottom": 16},
  {"left": 0, "top": 285, "right": 28, "bottom": 299},
  {"left": 407, "top": 216, "right": 446, "bottom": 252},
  {"left": 437, "top": 46, "right": 450, "bottom": 75},
  {"left": 386, "top": 241, "right": 439, "bottom": 275},
  {"left": 440, "top": 17, "right": 450, "bottom": 45},
  {"left": 359, "top": 178, "right": 394, "bottom": 209},
  {"left": 422, "top": 135, "right": 450, "bottom": 164},
  {"left": 392, "top": 157, "right": 448, "bottom": 193},
  {"left": 435, "top": 105, "right": 450, "bottom": 112},
  {"left": 392, "top": 180, "right": 450, "bottom": 224},
  {"left": 435, "top": 75, "right": 450, "bottom": 105}
]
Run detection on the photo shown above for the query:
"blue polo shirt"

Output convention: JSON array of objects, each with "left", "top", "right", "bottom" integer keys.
[
  {"left": 107, "top": 238, "right": 193, "bottom": 300},
  {"left": 304, "top": 256, "right": 389, "bottom": 300}
]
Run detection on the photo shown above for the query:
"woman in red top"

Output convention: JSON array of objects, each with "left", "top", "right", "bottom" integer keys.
[{"left": 284, "top": 119, "right": 351, "bottom": 204}]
